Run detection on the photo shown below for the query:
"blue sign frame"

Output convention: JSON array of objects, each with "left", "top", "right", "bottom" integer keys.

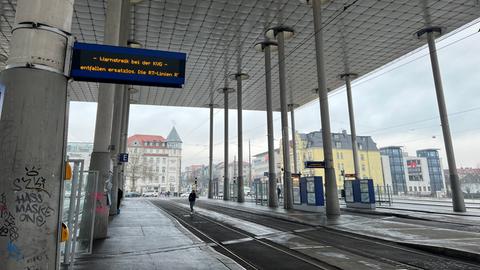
[
  {"left": 118, "top": 153, "right": 129, "bottom": 163},
  {"left": 70, "top": 42, "right": 186, "bottom": 88}
]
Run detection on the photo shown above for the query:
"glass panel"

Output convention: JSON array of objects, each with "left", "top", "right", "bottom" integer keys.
[
  {"left": 306, "top": 179, "right": 315, "bottom": 193},
  {"left": 307, "top": 193, "right": 316, "bottom": 205},
  {"left": 345, "top": 181, "right": 354, "bottom": 203},
  {"left": 76, "top": 170, "right": 99, "bottom": 255}
]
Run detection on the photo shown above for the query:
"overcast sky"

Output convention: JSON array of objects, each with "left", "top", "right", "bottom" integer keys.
[{"left": 67, "top": 21, "right": 480, "bottom": 170}]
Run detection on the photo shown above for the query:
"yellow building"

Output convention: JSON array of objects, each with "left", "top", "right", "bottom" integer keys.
[{"left": 281, "top": 130, "right": 385, "bottom": 190}]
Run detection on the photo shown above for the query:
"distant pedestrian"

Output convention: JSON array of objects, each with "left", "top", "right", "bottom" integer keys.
[
  {"left": 277, "top": 186, "right": 281, "bottom": 199},
  {"left": 188, "top": 190, "right": 196, "bottom": 213},
  {"left": 117, "top": 188, "right": 123, "bottom": 214}
]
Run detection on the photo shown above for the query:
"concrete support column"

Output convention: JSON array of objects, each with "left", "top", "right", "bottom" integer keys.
[
  {"left": 231, "top": 72, "right": 249, "bottom": 203},
  {"left": 109, "top": 0, "right": 130, "bottom": 216},
  {"left": 312, "top": 0, "right": 340, "bottom": 216},
  {"left": 236, "top": 76, "right": 244, "bottom": 203},
  {"left": 289, "top": 104, "right": 299, "bottom": 174},
  {"left": 219, "top": 87, "right": 234, "bottom": 200},
  {"left": 109, "top": 85, "right": 124, "bottom": 216},
  {"left": 119, "top": 86, "right": 131, "bottom": 192},
  {"left": 416, "top": 27, "right": 466, "bottom": 212},
  {"left": 266, "top": 27, "right": 294, "bottom": 209},
  {"left": 0, "top": 0, "right": 74, "bottom": 269},
  {"left": 255, "top": 41, "right": 279, "bottom": 208},
  {"left": 208, "top": 104, "right": 214, "bottom": 199},
  {"left": 89, "top": 0, "right": 130, "bottom": 239},
  {"left": 341, "top": 73, "right": 360, "bottom": 179},
  {"left": 278, "top": 31, "right": 293, "bottom": 210}
]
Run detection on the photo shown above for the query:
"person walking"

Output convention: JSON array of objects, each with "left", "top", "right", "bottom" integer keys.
[
  {"left": 188, "top": 190, "right": 196, "bottom": 213},
  {"left": 277, "top": 186, "right": 282, "bottom": 201}
]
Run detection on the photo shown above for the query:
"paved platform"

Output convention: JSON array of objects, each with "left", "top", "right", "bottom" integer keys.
[
  {"left": 375, "top": 198, "right": 480, "bottom": 217},
  {"left": 200, "top": 198, "right": 480, "bottom": 262},
  {"left": 346, "top": 204, "right": 480, "bottom": 227},
  {"left": 73, "top": 199, "right": 242, "bottom": 270}
]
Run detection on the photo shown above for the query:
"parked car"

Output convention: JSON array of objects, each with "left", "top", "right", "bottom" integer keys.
[
  {"left": 125, "top": 192, "right": 141, "bottom": 198},
  {"left": 142, "top": 191, "right": 158, "bottom": 197}
]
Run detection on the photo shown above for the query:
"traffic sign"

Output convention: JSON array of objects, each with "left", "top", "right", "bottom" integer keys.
[
  {"left": 119, "top": 153, "right": 129, "bottom": 163},
  {"left": 304, "top": 161, "right": 325, "bottom": 169}
]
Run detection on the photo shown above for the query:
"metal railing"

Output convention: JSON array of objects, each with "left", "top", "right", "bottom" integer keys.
[
  {"left": 61, "top": 159, "right": 99, "bottom": 269},
  {"left": 375, "top": 184, "right": 393, "bottom": 206}
]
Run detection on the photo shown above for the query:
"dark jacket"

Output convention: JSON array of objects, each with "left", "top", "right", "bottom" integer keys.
[{"left": 188, "top": 192, "right": 196, "bottom": 202}]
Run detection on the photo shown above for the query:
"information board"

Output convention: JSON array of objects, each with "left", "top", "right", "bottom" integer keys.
[
  {"left": 70, "top": 42, "right": 186, "bottom": 87},
  {"left": 292, "top": 174, "right": 301, "bottom": 204},
  {"left": 293, "top": 187, "right": 301, "bottom": 205},
  {"left": 304, "top": 161, "right": 325, "bottom": 169},
  {"left": 306, "top": 178, "right": 316, "bottom": 205},
  {"left": 360, "top": 180, "right": 371, "bottom": 203},
  {"left": 344, "top": 181, "right": 354, "bottom": 203}
]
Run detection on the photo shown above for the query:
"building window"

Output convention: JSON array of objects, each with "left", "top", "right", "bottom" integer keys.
[
  {"left": 360, "top": 154, "right": 365, "bottom": 161},
  {"left": 335, "top": 142, "right": 342, "bottom": 148},
  {"left": 340, "top": 152, "right": 344, "bottom": 159},
  {"left": 414, "top": 186, "right": 417, "bottom": 192},
  {"left": 336, "top": 152, "right": 340, "bottom": 159},
  {"left": 409, "top": 186, "right": 413, "bottom": 192},
  {"left": 361, "top": 164, "right": 366, "bottom": 172}
]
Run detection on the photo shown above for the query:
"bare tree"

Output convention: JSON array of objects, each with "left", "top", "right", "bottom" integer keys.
[
  {"left": 125, "top": 150, "right": 159, "bottom": 192},
  {"left": 125, "top": 153, "right": 142, "bottom": 192}
]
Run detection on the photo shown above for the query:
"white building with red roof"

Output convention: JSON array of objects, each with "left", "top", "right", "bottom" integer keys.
[{"left": 125, "top": 127, "right": 182, "bottom": 194}]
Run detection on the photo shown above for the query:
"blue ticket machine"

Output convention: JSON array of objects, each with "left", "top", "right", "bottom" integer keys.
[
  {"left": 293, "top": 176, "right": 325, "bottom": 212},
  {"left": 344, "top": 179, "right": 376, "bottom": 209}
]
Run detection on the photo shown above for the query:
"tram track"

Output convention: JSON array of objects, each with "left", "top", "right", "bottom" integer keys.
[
  {"left": 189, "top": 200, "right": 480, "bottom": 270},
  {"left": 151, "top": 199, "right": 340, "bottom": 270}
]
